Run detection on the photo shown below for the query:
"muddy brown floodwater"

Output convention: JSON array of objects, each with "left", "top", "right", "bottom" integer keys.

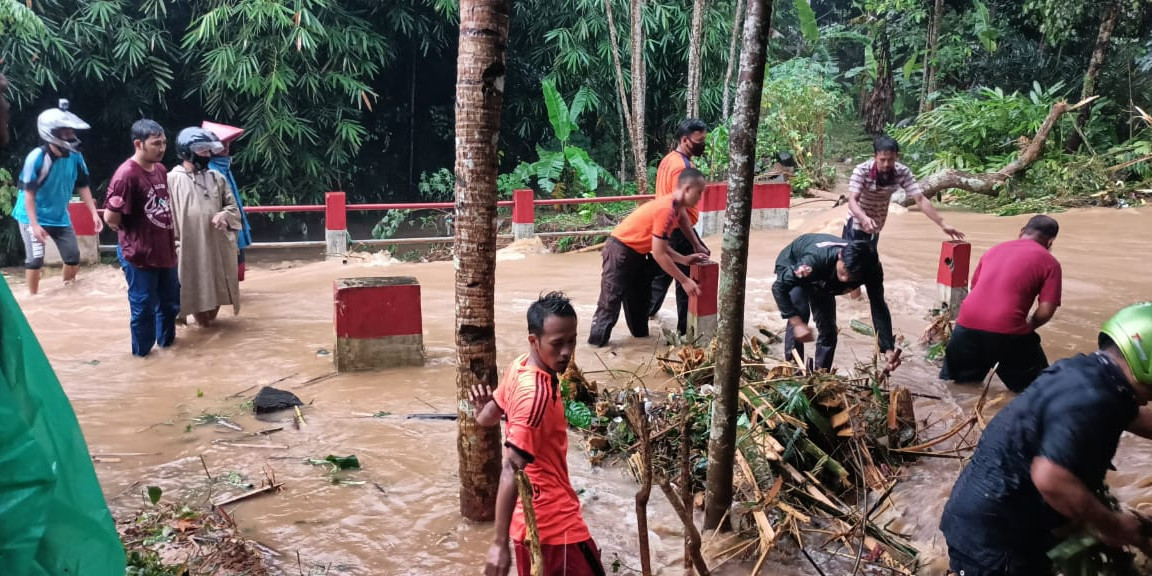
[{"left": 6, "top": 201, "right": 1151, "bottom": 575}]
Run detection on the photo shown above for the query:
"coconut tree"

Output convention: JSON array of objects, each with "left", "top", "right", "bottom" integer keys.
[{"left": 454, "top": 0, "right": 511, "bottom": 522}]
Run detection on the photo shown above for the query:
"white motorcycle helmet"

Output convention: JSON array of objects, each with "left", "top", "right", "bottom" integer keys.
[{"left": 37, "top": 99, "right": 90, "bottom": 152}]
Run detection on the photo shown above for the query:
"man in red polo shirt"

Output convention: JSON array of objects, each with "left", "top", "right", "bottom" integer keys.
[
  {"left": 471, "top": 292, "right": 606, "bottom": 576},
  {"left": 940, "top": 215, "right": 1062, "bottom": 392}
]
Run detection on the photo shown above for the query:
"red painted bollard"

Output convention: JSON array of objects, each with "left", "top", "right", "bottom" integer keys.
[
  {"left": 333, "top": 277, "right": 424, "bottom": 371},
  {"left": 688, "top": 261, "right": 720, "bottom": 343},
  {"left": 325, "top": 191, "right": 347, "bottom": 258},
  {"left": 512, "top": 189, "right": 534, "bottom": 240},
  {"left": 937, "top": 240, "right": 971, "bottom": 319}
]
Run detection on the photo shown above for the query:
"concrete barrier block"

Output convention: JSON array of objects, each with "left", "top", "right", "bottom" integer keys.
[
  {"left": 750, "top": 183, "right": 790, "bottom": 231},
  {"left": 334, "top": 276, "right": 424, "bottom": 371}
]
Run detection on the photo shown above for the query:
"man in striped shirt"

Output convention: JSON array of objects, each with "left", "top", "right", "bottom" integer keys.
[{"left": 845, "top": 135, "right": 964, "bottom": 244}]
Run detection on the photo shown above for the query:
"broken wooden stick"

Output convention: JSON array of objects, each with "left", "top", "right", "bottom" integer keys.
[
  {"left": 514, "top": 470, "right": 543, "bottom": 576},
  {"left": 657, "top": 479, "right": 710, "bottom": 575},
  {"left": 623, "top": 393, "right": 654, "bottom": 576},
  {"left": 212, "top": 482, "right": 284, "bottom": 507}
]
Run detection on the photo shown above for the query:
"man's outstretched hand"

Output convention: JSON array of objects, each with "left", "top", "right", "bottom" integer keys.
[
  {"left": 469, "top": 383, "right": 494, "bottom": 412},
  {"left": 884, "top": 349, "right": 903, "bottom": 373}
]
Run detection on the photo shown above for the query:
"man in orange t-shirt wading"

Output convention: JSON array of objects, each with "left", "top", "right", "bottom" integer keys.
[
  {"left": 588, "top": 168, "right": 709, "bottom": 347},
  {"left": 470, "top": 292, "right": 606, "bottom": 576},
  {"left": 649, "top": 118, "right": 711, "bottom": 335}
]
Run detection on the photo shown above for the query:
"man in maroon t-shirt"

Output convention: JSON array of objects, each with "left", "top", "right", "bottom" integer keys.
[
  {"left": 103, "top": 119, "right": 179, "bottom": 357},
  {"left": 940, "top": 215, "right": 1062, "bottom": 392}
]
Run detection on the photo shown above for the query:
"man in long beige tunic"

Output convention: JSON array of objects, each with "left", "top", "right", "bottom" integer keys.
[{"left": 169, "top": 127, "right": 240, "bottom": 326}]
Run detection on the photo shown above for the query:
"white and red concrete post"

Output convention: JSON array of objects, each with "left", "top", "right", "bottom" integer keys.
[
  {"left": 750, "top": 183, "right": 791, "bottom": 230},
  {"left": 325, "top": 191, "right": 348, "bottom": 258},
  {"left": 694, "top": 183, "right": 727, "bottom": 238},
  {"left": 688, "top": 261, "right": 720, "bottom": 343},
  {"left": 333, "top": 277, "right": 424, "bottom": 371},
  {"left": 937, "top": 241, "right": 972, "bottom": 319},
  {"left": 512, "top": 189, "right": 534, "bottom": 240}
]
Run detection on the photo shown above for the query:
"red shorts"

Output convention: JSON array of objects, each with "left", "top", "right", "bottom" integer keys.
[{"left": 513, "top": 539, "right": 605, "bottom": 576}]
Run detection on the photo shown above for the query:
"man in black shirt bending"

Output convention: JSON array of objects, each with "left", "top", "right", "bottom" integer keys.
[{"left": 771, "top": 233, "right": 901, "bottom": 373}]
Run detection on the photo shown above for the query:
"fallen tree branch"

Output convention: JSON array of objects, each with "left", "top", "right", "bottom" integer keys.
[
  {"left": 911, "top": 96, "right": 1098, "bottom": 202},
  {"left": 515, "top": 470, "right": 543, "bottom": 576}
]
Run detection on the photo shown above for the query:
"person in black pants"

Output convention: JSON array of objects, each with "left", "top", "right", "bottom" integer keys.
[
  {"left": 648, "top": 119, "right": 710, "bottom": 334},
  {"left": 771, "top": 233, "right": 901, "bottom": 373}
]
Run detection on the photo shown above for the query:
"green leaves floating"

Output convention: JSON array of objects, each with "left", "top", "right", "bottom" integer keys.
[{"left": 565, "top": 400, "right": 593, "bottom": 430}]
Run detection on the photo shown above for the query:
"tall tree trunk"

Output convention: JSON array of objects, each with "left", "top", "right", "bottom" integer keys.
[
  {"left": 918, "top": 0, "right": 943, "bottom": 115},
  {"left": 0, "top": 72, "right": 9, "bottom": 152},
  {"left": 604, "top": 0, "right": 634, "bottom": 181},
  {"left": 721, "top": 0, "right": 745, "bottom": 121},
  {"left": 454, "top": 0, "right": 510, "bottom": 522},
  {"left": 1064, "top": 0, "right": 1120, "bottom": 152},
  {"left": 862, "top": 26, "right": 894, "bottom": 135},
  {"left": 630, "top": 0, "right": 649, "bottom": 193},
  {"left": 704, "top": 0, "right": 772, "bottom": 531},
  {"left": 686, "top": 0, "right": 707, "bottom": 118}
]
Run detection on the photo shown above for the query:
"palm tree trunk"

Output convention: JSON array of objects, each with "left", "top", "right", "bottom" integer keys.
[
  {"left": 454, "top": 0, "right": 510, "bottom": 522},
  {"left": 630, "top": 0, "right": 649, "bottom": 193},
  {"left": 704, "top": 0, "right": 772, "bottom": 531},
  {"left": 1065, "top": 0, "right": 1120, "bottom": 152},
  {"left": 918, "top": 0, "right": 943, "bottom": 115},
  {"left": 862, "top": 26, "right": 894, "bottom": 135},
  {"left": 721, "top": 0, "right": 746, "bottom": 121},
  {"left": 604, "top": 0, "right": 634, "bottom": 180},
  {"left": 686, "top": 0, "right": 708, "bottom": 118}
]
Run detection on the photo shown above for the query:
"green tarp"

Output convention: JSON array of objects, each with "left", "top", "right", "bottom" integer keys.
[{"left": 0, "top": 276, "right": 125, "bottom": 575}]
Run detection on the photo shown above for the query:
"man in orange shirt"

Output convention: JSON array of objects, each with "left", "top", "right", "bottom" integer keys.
[
  {"left": 588, "top": 168, "right": 709, "bottom": 347},
  {"left": 470, "top": 292, "right": 606, "bottom": 576},
  {"left": 649, "top": 118, "right": 711, "bottom": 334}
]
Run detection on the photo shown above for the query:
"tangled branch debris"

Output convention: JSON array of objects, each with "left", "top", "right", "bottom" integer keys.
[{"left": 563, "top": 335, "right": 986, "bottom": 574}]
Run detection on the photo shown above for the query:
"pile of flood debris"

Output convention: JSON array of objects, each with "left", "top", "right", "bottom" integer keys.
[
  {"left": 561, "top": 335, "right": 980, "bottom": 575},
  {"left": 118, "top": 485, "right": 271, "bottom": 576}
]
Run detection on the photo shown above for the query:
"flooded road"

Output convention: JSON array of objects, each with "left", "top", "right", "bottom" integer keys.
[{"left": 6, "top": 201, "right": 1151, "bottom": 575}]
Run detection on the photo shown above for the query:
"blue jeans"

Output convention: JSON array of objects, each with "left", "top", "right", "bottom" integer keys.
[{"left": 117, "top": 246, "right": 180, "bottom": 357}]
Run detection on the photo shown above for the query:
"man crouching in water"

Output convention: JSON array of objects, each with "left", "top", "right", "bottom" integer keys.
[
  {"left": 469, "top": 292, "right": 606, "bottom": 576},
  {"left": 941, "top": 302, "right": 1152, "bottom": 575}
]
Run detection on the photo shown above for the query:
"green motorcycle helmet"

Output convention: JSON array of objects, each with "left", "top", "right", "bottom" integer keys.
[{"left": 1099, "top": 302, "right": 1152, "bottom": 388}]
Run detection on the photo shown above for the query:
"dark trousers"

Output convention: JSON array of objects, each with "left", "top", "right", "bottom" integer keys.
[
  {"left": 842, "top": 217, "right": 880, "bottom": 245},
  {"left": 648, "top": 228, "right": 694, "bottom": 334},
  {"left": 783, "top": 286, "right": 839, "bottom": 371},
  {"left": 947, "top": 545, "right": 1050, "bottom": 576},
  {"left": 940, "top": 324, "right": 1050, "bottom": 393},
  {"left": 589, "top": 237, "right": 655, "bottom": 347},
  {"left": 118, "top": 245, "right": 180, "bottom": 357}
]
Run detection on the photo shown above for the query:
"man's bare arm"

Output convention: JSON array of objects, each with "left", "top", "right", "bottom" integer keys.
[{"left": 1029, "top": 301, "right": 1058, "bottom": 330}]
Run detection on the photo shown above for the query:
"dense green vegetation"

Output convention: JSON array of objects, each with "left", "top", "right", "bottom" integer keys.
[{"left": 2, "top": 0, "right": 1151, "bottom": 261}]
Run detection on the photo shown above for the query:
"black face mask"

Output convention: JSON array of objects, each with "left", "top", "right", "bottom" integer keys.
[
  {"left": 689, "top": 140, "right": 706, "bottom": 157},
  {"left": 192, "top": 155, "right": 212, "bottom": 171}
]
